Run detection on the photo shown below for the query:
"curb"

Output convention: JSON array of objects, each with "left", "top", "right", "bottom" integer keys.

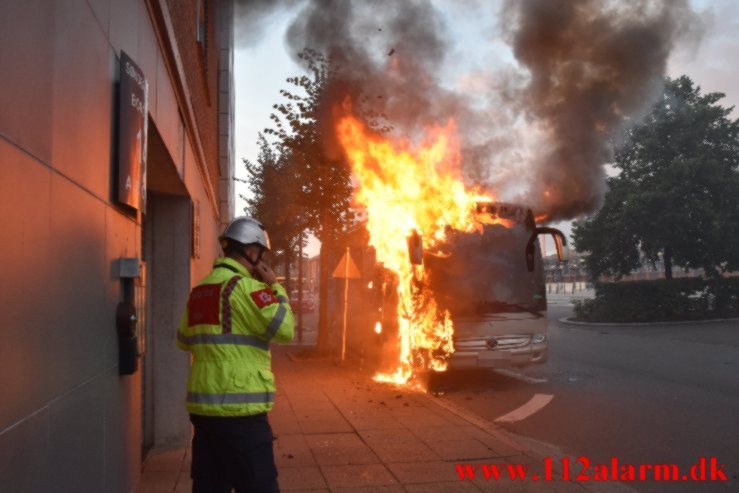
[
  {"left": 424, "top": 393, "right": 527, "bottom": 453},
  {"left": 559, "top": 316, "right": 739, "bottom": 327},
  {"left": 283, "top": 349, "right": 635, "bottom": 493}
]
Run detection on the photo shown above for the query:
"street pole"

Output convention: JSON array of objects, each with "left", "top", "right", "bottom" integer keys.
[
  {"left": 297, "top": 231, "right": 304, "bottom": 344},
  {"left": 341, "top": 246, "right": 349, "bottom": 361}
]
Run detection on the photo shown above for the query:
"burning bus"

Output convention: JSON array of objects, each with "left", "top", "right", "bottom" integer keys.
[
  {"left": 336, "top": 115, "right": 567, "bottom": 386},
  {"left": 423, "top": 201, "right": 566, "bottom": 370},
  {"left": 363, "top": 201, "right": 567, "bottom": 380}
]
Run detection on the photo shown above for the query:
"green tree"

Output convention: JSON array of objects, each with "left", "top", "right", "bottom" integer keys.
[
  {"left": 573, "top": 76, "right": 739, "bottom": 279},
  {"left": 239, "top": 134, "right": 304, "bottom": 293},
  {"left": 264, "top": 49, "right": 356, "bottom": 349}
]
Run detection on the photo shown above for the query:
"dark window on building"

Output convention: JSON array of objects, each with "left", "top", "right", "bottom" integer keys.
[
  {"left": 141, "top": 213, "right": 148, "bottom": 262},
  {"left": 196, "top": 0, "right": 208, "bottom": 64},
  {"left": 196, "top": 0, "right": 212, "bottom": 105}
]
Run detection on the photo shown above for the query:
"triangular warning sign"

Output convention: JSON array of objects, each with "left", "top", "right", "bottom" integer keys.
[{"left": 332, "top": 251, "right": 361, "bottom": 279}]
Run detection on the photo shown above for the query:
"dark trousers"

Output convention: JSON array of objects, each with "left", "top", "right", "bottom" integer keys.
[{"left": 190, "top": 413, "right": 279, "bottom": 493}]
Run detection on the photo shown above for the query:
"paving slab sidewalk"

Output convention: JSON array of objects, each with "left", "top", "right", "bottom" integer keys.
[{"left": 137, "top": 347, "right": 629, "bottom": 493}]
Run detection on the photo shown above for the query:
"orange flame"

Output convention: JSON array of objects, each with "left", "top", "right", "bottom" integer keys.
[{"left": 337, "top": 115, "right": 491, "bottom": 385}]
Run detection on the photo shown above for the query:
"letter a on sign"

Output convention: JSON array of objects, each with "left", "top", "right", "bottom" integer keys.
[{"left": 332, "top": 251, "right": 361, "bottom": 279}]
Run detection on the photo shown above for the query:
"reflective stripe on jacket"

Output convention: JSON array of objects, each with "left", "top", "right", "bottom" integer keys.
[{"left": 177, "top": 257, "right": 294, "bottom": 416}]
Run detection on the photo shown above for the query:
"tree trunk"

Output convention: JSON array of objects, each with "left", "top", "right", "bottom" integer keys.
[
  {"left": 664, "top": 246, "right": 673, "bottom": 279},
  {"left": 317, "top": 238, "right": 331, "bottom": 350},
  {"left": 283, "top": 253, "right": 292, "bottom": 295}
]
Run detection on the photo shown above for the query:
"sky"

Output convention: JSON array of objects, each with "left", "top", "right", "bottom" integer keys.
[{"left": 232, "top": 0, "right": 739, "bottom": 257}]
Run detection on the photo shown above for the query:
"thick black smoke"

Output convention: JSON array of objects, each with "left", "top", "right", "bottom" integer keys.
[
  {"left": 234, "top": 0, "right": 700, "bottom": 221},
  {"left": 284, "top": 0, "right": 467, "bottom": 154},
  {"left": 500, "top": 0, "right": 699, "bottom": 220}
]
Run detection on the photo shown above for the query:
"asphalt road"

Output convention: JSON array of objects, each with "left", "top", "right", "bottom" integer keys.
[{"left": 437, "top": 302, "right": 739, "bottom": 493}]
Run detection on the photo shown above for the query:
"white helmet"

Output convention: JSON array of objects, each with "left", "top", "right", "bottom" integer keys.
[{"left": 220, "top": 216, "right": 271, "bottom": 251}]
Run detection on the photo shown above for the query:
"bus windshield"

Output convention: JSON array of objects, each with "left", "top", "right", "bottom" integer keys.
[{"left": 425, "top": 203, "right": 545, "bottom": 317}]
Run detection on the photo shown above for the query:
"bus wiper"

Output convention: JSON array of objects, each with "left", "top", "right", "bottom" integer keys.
[{"left": 477, "top": 301, "right": 544, "bottom": 318}]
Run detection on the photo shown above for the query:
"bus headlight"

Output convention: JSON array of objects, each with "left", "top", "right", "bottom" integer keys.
[{"left": 532, "top": 333, "right": 546, "bottom": 344}]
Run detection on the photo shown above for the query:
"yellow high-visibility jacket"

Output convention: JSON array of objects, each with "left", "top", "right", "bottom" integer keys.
[{"left": 177, "top": 257, "right": 294, "bottom": 416}]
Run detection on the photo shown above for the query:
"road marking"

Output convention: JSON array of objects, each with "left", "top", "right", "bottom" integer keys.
[
  {"left": 495, "top": 369, "right": 548, "bottom": 384},
  {"left": 495, "top": 394, "right": 554, "bottom": 424}
]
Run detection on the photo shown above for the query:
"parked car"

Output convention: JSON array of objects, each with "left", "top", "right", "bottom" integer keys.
[{"left": 290, "top": 290, "right": 315, "bottom": 313}]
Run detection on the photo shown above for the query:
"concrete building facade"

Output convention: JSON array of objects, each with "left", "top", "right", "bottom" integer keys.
[{"left": 0, "top": 0, "right": 236, "bottom": 490}]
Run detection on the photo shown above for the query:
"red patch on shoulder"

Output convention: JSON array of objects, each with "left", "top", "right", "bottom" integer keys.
[
  {"left": 251, "top": 288, "right": 278, "bottom": 308},
  {"left": 188, "top": 284, "right": 221, "bottom": 326}
]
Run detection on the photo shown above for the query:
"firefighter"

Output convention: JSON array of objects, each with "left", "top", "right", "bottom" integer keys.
[{"left": 177, "top": 216, "right": 294, "bottom": 492}]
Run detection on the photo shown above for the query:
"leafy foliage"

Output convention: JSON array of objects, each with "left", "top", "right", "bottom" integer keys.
[
  {"left": 239, "top": 134, "right": 304, "bottom": 269},
  {"left": 573, "top": 76, "right": 739, "bottom": 279},
  {"left": 573, "top": 277, "right": 739, "bottom": 322},
  {"left": 240, "top": 49, "right": 360, "bottom": 348},
  {"left": 264, "top": 49, "right": 356, "bottom": 244}
]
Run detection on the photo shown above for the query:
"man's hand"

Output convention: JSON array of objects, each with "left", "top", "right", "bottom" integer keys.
[{"left": 254, "top": 261, "right": 278, "bottom": 286}]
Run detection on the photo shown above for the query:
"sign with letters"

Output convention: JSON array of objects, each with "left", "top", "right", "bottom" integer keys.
[{"left": 117, "top": 51, "right": 148, "bottom": 212}]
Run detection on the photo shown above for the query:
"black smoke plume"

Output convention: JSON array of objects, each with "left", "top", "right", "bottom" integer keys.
[
  {"left": 284, "top": 0, "right": 467, "bottom": 157},
  {"left": 234, "top": 0, "right": 700, "bottom": 221},
  {"left": 500, "top": 0, "right": 699, "bottom": 220}
]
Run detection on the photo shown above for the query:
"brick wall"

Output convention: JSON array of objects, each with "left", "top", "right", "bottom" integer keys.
[{"left": 165, "top": 0, "right": 220, "bottom": 189}]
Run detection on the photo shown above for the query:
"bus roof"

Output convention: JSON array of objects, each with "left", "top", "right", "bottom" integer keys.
[{"left": 474, "top": 201, "right": 535, "bottom": 229}]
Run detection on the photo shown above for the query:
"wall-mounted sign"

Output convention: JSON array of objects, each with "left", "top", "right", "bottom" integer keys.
[{"left": 117, "top": 51, "right": 148, "bottom": 212}]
